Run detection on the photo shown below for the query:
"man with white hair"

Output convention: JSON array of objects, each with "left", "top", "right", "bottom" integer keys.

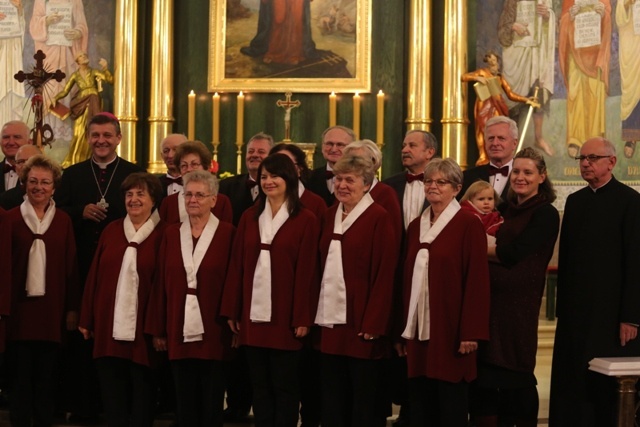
[
  {"left": 1, "top": 121, "right": 31, "bottom": 194},
  {"left": 0, "top": 144, "right": 41, "bottom": 210}
]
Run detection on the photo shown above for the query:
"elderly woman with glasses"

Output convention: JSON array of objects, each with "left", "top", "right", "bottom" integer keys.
[
  {"left": 221, "top": 153, "right": 319, "bottom": 427},
  {"left": 397, "top": 158, "right": 490, "bottom": 427},
  {"left": 315, "top": 155, "right": 396, "bottom": 427},
  {"left": 3, "top": 155, "right": 80, "bottom": 427},
  {"left": 471, "top": 148, "right": 559, "bottom": 427},
  {"left": 78, "top": 172, "right": 166, "bottom": 427},
  {"left": 146, "top": 170, "right": 236, "bottom": 427},
  {"left": 158, "top": 140, "right": 233, "bottom": 224}
]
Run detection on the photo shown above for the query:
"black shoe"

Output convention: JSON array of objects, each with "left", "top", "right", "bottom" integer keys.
[
  {"left": 393, "top": 414, "right": 410, "bottom": 427},
  {"left": 66, "top": 413, "right": 100, "bottom": 425},
  {"left": 223, "top": 407, "right": 251, "bottom": 423}
]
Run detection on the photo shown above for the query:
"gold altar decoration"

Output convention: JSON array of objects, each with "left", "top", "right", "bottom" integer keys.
[
  {"left": 377, "top": 90, "right": 385, "bottom": 179},
  {"left": 294, "top": 142, "right": 317, "bottom": 170},
  {"left": 114, "top": 0, "right": 138, "bottom": 163},
  {"left": 276, "top": 92, "right": 301, "bottom": 142},
  {"left": 207, "top": 0, "right": 372, "bottom": 93},
  {"left": 406, "top": 0, "right": 433, "bottom": 131},
  {"left": 147, "top": 0, "right": 175, "bottom": 174},
  {"left": 441, "top": 0, "right": 468, "bottom": 169}
]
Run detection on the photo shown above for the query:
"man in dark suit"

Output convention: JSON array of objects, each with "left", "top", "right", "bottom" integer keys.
[
  {"left": 0, "top": 144, "right": 41, "bottom": 210},
  {"left": 306, "top": 125, "right": 355, "bottom": 206},
  {"left": 383, "top": 130, "right": 437, "bottom": 230},
  {"left": 158, "top": 133, "right": 188, "bottom": 198},
  {"left": 1, "top": 121, "right": 31, "bottom": 194},
  {"left": 219, "top": 132, "right": 274, "bottom": 226},
  {"left": 217, "top": 132, "right": 274, "bottom": 422},
  {"left": 460, "top": 116, "right": 519, "bottom": 208}
]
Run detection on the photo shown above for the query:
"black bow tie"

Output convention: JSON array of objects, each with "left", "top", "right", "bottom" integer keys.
[
  {"left": 3, "top": 163, "right": 15, "bottom": 174},
  {"left": 325, "top": 170, "right": 335, "bottom": 179},
  {"left": 406, "top": 173, "right": 424, "bottom": 183},
  {"left": 166, "top": 176, "right": 183, "bottom": 185},
  {"left": 489, "top": 165, "right": 509, "bottom": 177},
  {"left": 246, "top": 179, "right": 258, "bottom": 189}
]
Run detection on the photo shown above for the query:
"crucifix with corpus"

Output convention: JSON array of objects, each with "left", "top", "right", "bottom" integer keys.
[
  {"left": 14, "top": 49, "right": 66, "bottom": 151},
  {"left": 276, "top": 92, "right": 301, "bottom": 142}
]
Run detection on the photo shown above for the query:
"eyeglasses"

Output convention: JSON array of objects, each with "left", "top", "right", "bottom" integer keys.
[
  {"left": 26, "top": 178, "right": 54, "bottom": 187},
  {"left": 184, "top": 192, "right": 211, "bottom": 200},
  {"left": 424, "top": 178, "right": 452, "bottom": 188},
  {"left": 323, "top": 142, "right": 347, "bottom": 149},
  {"left": 574, "top": 155, "right": 611, "bottom": 163},
  {"left": 180, "top": 162, "right": 202, "bottom": 170}
]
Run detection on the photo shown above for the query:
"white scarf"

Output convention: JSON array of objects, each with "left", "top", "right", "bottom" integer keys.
[
  {"left": 402, "top": 199, "right": 460, "bottom": 340},
  {"left": 181, "top": 213, "right": 219, "bottom": 342},
  {"left": 20, "top": 198, "right": 56, "bottom": 297},
  {"left": 250, "top": 200, "right": 290, "bottom": 322},
  {"left": 177, "top": 190, "right": 187, "bottom": 223},
  {"left": 112, "top": 211, "right": 161, "bottom": 341},
  {"left": 315, "top": 193, "right": 374, "bottom": 327},
  {"left": 298, "top": 180, "right": 305, "bottom": 197}
]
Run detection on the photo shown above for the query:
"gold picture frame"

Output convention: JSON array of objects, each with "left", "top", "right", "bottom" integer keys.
[{"left": 208, "top": 0, "right": 371, "bottom": 93}]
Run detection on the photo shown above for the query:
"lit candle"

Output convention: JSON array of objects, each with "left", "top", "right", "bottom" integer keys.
[
  {"left": 236, "top": 91, "right": 245, "bottom": 174},
  {"left": 188, "top": 90, "right": 196, "bottom": 140},
  {"left": 212, "top": 92, "right": 220, "bottom": 144},
  {"left": 376, "top": 90, "right": 384, "bottom": 147},
  {"left": 329, "top": 92, "right": 337, "bottom": 127},
  {"left": 353, "top": 92, "right": 361, "bottom": 139}
]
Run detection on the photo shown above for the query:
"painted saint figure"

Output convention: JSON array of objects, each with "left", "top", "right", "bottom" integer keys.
[
  {"left": 498, "top": 0, "right": 556, "bottom": 158},
  {"left": 0, "top": 0, "right": 26, "bottom": 125},
  {"left": 558, "top": 0, "right": 611, "bottom": 158}
]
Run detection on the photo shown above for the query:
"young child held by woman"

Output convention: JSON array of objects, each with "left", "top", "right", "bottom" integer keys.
[{"left": 460, "top": 181, "right": 504, "bottom": 244}]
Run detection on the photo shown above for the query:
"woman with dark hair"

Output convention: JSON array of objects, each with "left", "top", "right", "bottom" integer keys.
[
  {"left": 222, "top": 154, "right": 319, "bottom": 427},
  {"left": 471, "top": 147, "right": 560, "bottom": 427},
  {"left": 146, "top": 170, "right": 236, "bottom": 427},
  {"left": 78, "top": 172, "right": 166, "bottom": 427},
  {"left": 4, "top": 155, "right": 80, "bottom": 427},
  {"left": 269, "top": 143, "right": 326, "bottom": 218},
  {"left": 158, "top": 140, "right": 233, "bottom": 224}
]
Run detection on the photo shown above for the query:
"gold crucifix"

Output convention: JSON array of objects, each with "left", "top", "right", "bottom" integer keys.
[{"left": 276, "top": 92, "right": 301, "bottom": 142}]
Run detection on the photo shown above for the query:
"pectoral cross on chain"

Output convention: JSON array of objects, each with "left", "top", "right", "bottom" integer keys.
[{"left": 276, "top": 92, "right": 301, "bottom": 142}]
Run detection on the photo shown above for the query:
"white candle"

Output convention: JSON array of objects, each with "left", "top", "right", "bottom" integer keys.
[
  {"left": 376, "top": 90, "right": 384, "bottom": 146},
  {"left": 212, "top": 92, "right": 220, "bottom": 144},
  {"left": 353, "top": 92, "right": 361, "bottom": 139},
  {"left": 188, "top": 90, "right": 196, "bottom": 140},
  {"left": 329, "top": 92, "right": 337, "bottom": 127}
]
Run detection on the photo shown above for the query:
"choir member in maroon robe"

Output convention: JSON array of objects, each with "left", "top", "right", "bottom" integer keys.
[
  {"left": 397, "top": 158, "right": 490, "bottom": 427},
  {"left": 146, "top": 170, "right": 236, "bottom": 427},
  {"left": 158, "top": 140, "right": 233, "bottom": 224},
  {"left": 222, "top": 154, "right": 320, "bottom": 427},
  {"left": 0, "top": 207, "right": 9, "bottom": 360},
  {"left": 314, "top": 155, "right": 396, "bottom": 427},
  {"left": 471, "top": 148, "right": 559, "bottom": 427},
  {"left": 78, "top": 172, "right": 165, "bottom": 427},
  {"left": 5, "top": 155, "right": 80, "bottom": 427}
]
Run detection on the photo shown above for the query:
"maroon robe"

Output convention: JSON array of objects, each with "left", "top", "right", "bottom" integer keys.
[
  {"left": 158, "top": 192, "right": 233, "bottom": 224},
  {"left": 316, "top": 203, "right": 396, "bottom": 359},
  {"left": 145, "top": 221, "right": 236, "bottom": 361},
  {"left": 221, "top": 205, "right": 320, "bottom": 351},
  {"left": 300, "top": 189, "right": 327, "bottom": 219},
  {"left": 401, "top": 209, "right": 490, "bottom": 382},
  {"left": 0, "top": 209, "right": 10, "bottom": 352},
  {"left": 370, "top": 181, "right": 403, "bottom": 247},
  {"left": 79, "top": 218, "right": 166, "bottom": 367},
  {"left": 5, "top": 206, "right": 80, "bottom": 343}
]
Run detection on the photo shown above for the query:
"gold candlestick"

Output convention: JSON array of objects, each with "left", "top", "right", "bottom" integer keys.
[
  {"left": 236, "top": 91, "right": 245, "bottom": 174},
  {"left": 353, "top": 92, "right": 361, "bottom": 139},
  {"left": 329, "top": 92, "right": 337, "bottom": 127},
  {"left": 188, "top": 90, "right": 196, "bottom": 140}
]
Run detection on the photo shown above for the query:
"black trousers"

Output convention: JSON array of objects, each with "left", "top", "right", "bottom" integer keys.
[
  {"left": 171, "top": 358, "right": 228, "bottom": 427},
  {"left": 95, "top": 356, "right": 155, "bottom": 427},
  {"left": 6, "top": 340, "right": 59, "bottom": 427},
  {"left": 244, "top": 345, "right": 301, "bottom": 427},
  {"left": 299, "top": 345, "right": 322, "bottom": 426},
  {"left": 408, "top": 376, "right": 469, "bottom": 427},
  {"left": 320, "top": 353, "right": 381, "bottom": 427}
]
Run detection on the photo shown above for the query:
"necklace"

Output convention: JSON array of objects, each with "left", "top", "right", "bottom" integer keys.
[{"left": 91, "top": 157, "right": 120, "bottom": 209}]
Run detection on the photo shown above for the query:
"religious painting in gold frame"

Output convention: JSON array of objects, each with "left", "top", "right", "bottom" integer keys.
[{"left": 208, "top": 0, "right": 371, "bottom": 93}]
